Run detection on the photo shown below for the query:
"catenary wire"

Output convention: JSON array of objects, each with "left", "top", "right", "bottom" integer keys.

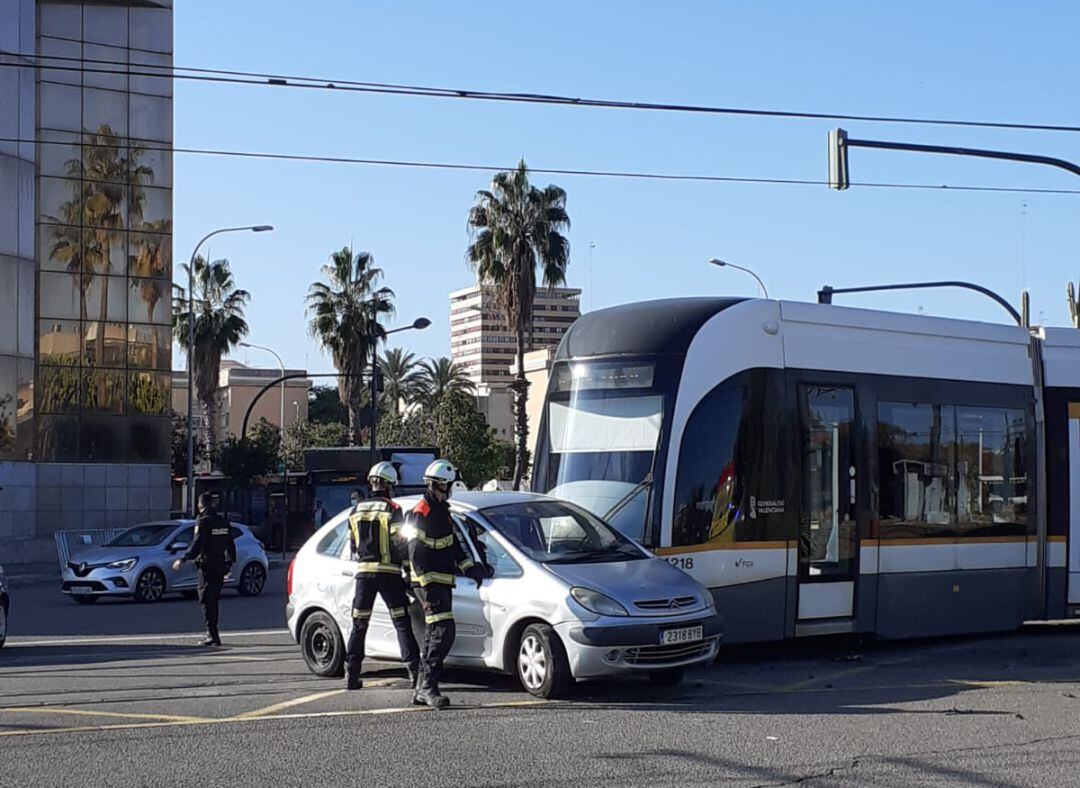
[
  {"left": 4, "top": 135, "right": 1080, "bottom": 196},
  {"left": 3, "top": 51, "right": 1080, "bottom": 135}
]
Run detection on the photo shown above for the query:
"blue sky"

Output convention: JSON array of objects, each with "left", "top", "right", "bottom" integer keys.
[{"left": 173, "top": 1, "right": 1080, "bottom": 373}]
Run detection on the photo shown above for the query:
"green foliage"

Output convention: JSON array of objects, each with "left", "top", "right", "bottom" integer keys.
[
  {"left": 282, "top": 420, "right": 349, "bottom": 471},
  {"left": 308, "top": 385, "right": 349, "bottom": 426},
  {"left": 415, "top": 357, "right": 476, "bottom": 409},
  {"left": 0, "top": 394, "right": 14, "bottom": 455},
  {"left": 171, "top": 410, "right": 206, "bottom": 478},
  {"left": 216, "top": 418, "right": 281, "bottom": 488},
  {"left": 129, "top": 372, "right": 168, "bottom": 415},
  {"left": 38, "top": 358, "right": 81, "bottom": 413}
]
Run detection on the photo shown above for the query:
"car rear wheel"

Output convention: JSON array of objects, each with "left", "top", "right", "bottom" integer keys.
[
  {"left": 300, "top": 611, "right": 345, "bottom": 677},
  {"left": 517, "top": 623, "right": 572, "bottom": 699},
  {"left": 71, "top": 594, "right": 100, "bottom": 605},
  {"left": 648, "top": 668, "right": 685, "bottom": 687},
  {"left": 133, "top": 568, "right": 166, "bottom": 603},
  {"left": 237, "top": 562, "right": 266, "bottom": 597}
]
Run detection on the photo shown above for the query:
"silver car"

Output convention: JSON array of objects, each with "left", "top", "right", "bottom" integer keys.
[
  {"left": 287, "top": 492, "right": 722, "bottom": 698},
  {"left": 61, "top": 520, "right": 269, "bottom": 604}
]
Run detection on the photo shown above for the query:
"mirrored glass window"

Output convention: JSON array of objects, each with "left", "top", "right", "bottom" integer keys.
[
  {"left": 130, "top": 8, "right": 172, "bottom": 53},
  {"left": 127, "top": 278, "right": 170, "bottom": 326},
  {"left": 84, "top": 6, "right": 129, "bottom": 48},
  {"left": 84, "top": 44, "right": 129, "bottom": 92},
  {"left": 82, "top": 228, "right": 127, "bottom": 276},
  {"left": 37, "top": 415, "right": 80, "bottom": 462},
  {"left": 39, "top": 176, "right": 82, "bottom": 225},
  {"left": 39, "top": 271, "right": 86, "bottom": 320},
  {"left": 39, "top": 3, "right": 82, "bottom": 39},
  {"left": 39, "top": 81, "right": 83, "bottom": 133},
  {"left": 133, "top": 186, "right": 171, "bottom": 230},
  {"left": 129, "top": 232, "right": 171, "bottom": 279},
  {"left": 39, "top": 319, "right": 83, "bottom": 365},
  {"left": 0, "top": 259, "right": 16, "bottom": 354},
  {"left": 128, "top": 417, "right": 169, "bottom": 463},
  {"left": 17, "top": 257, "right": 33, "bottom": 357},
  {"left": 83, "top": 275, "right": 129, "bottom": 324},
  {"left": 82, "top": 321, "right": 127, "bottom": 367},
  {"left": 129, "top": 94, "right": 171, "bottom": 144},
  {"left": 128, "top": 371, "right": 169, "bottom": 415},
  {"left": 0, "top": 356, "right": 16, "bottom": 460},
  {"left": 38, "top": 365, "right": 81, "bottom": 414},
  {"left": 15, "top": 358, "right": 34, "bottom": 460},
  {"left": 130, "top": 50, "right": 172, "bottom": 97},
  {"left": 38, "top": 35, "right": 83, "bottom": 86},
  {"left": 127, "top": 325, "right": 171, "bottom": 370},
  {"left": 39, "top": 223, "right": 83, "bottom": 273},
  {"left": 82, "top": 369, "right": 126, "bottom": 414},
  {"left": 80, "top": 416, "right": 127, "bottom": 462},
  {"left": 83, "top": 88, "right": 129, "bottom": 139}
]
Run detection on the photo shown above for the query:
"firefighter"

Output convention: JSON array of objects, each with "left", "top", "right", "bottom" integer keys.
[
  {"left": 405, "top": 459, "right": 484, "bottom": 709},
  {"left": 343, "top": 462, "right": 420, "bottom": 690},
  {"left": 172, "top": 492, "right": 236, "bottom": 647}
]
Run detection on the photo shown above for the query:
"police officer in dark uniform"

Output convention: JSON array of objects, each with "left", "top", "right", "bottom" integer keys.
[
  {"left": 343, "top": 462, "right": 420, "bottom": 690},
  {"left": 405, "top": 459, "right": 484, "bottom": 709},
  {"left": 173, "top": 492, "right": 236, "bottom": 647}
]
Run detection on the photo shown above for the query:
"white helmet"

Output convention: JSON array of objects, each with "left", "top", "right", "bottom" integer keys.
[
  {"left": 368, "top": 461, "right": 398, "bottom": 486},
  {"left": 423, "top": 459, "right": 458, "bottom": 486}
]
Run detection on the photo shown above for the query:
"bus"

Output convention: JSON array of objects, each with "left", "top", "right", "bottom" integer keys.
[{"left": 532, "top": 296, "right": 1080, "bottom": 643}]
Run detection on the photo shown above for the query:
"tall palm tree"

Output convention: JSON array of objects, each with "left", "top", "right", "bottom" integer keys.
[
  {"left": 380, "top": 347, "right": 420, "bottom": 416},
  {"left": 306, "top": 247, "right": 395, "bottom": 445},
  {"left": 466, "top": 159, "right": 570, "bottom": 488},
  {"left": 129, "top": 218, "right": 171, "bottom": 369},
  {"left": 415, "top": 357, "right": 476, "bottom": 410},
  {"left": 172, "top": 256, "right": 249, "bottom": 453}
]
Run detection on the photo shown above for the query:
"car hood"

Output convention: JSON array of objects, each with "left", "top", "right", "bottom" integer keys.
[
  {"left": 68, "top": 545, "right": 162, "bottom": 565},
  {"left": 543, "top": 556, "right": 707, "bottom": 611}
]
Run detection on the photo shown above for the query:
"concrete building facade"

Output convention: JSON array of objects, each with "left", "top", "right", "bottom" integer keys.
[{"left": 0, "top": 0, "right": 174, "bottom": 564}]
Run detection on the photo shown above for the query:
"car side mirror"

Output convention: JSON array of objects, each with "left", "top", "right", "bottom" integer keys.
[
  {"left": 484, "top": 563, "right": 495, "bottom": 579},
  {"left": 169, "top": 542, "right": 188, "bottom": 553}
]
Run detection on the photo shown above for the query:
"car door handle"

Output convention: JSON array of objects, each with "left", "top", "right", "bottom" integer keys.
[{"left": 340, "top": 570, "right": 355, "bottom": 578}]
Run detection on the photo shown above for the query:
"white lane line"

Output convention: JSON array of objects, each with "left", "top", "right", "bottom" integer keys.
[
  {"left": 0, "top": 707, "right": 210, "bottom": 724},
  {"left": 6, "top": 629, "right": 290, "bottom": 647}
]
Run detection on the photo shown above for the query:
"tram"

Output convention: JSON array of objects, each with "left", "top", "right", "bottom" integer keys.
[{"left": 532, "top": 297, "right": 1080, "bottom": 643}]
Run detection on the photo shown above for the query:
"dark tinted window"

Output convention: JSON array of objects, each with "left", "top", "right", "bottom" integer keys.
[
  {"left": 878, "top": 402, "right": 1028, "bottom": 538},
  {"left": 316, "top": 521, "right": 350, "bottom": 557},
  {"left": 108, "top": 523, "right": 175, "bottom": 547}
]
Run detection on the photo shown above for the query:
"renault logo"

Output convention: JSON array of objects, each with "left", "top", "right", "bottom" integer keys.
[{"left": 79, "top": 562, "right": 87, "bottom": 573}]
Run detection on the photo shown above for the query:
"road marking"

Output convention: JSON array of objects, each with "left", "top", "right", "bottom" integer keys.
[
  {"left": 1, "top": 707, "right": 210, "bottom": 723},
  {"left": 233, "top": 689, "right": 346, "bottom": 719},
  {"left": 0, "top": 698, "right": 549, "bottom": 738},
  {"left": 775, "top": 663, "right": 876, "bottom": 693},
  {"left": 7, "top": 629, "right": 289, "bottom": 647}
]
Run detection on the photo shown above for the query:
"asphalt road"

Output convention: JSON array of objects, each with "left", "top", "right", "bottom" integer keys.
[{"left": 4, "top": 578, "right": 1080, "bottom": 787}]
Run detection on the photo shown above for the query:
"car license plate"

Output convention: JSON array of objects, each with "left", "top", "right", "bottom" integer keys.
[
  {"left": 660, "top": 625, "right": 703, "bottom": 645},
  {"left": 69, "top": 585, "right": 94, "bottom": 594}
]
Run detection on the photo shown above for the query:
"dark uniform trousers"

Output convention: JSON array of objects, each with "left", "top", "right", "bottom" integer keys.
[
  {"left": 344, "top": 573, "right": 419, "bottom": 675},
  {"left": 197, "top": 566, "right": 226, "bottom": 642},
  {"left": 415, "top": 583, "right": 455, "bottom": 682}
]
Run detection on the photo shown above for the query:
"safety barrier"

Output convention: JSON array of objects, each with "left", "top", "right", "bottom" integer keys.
[{"left": 54, "top": 529, "right": 127, "bottom": 571}]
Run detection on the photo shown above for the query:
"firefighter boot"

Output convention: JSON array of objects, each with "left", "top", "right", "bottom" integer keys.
[
  {"left": 406, "top": 662, "right": 420, "bottom": 690},
  {"left": 345, "top": 663, "right": 362, "bottom": 691},
  {"left": 413, "top": 668, "right": 450, "bottom": 709}
]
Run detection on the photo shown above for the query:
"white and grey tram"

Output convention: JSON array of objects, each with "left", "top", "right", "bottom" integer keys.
[{"left": 532, "top": 297, "right": 1080, "bottom": 643}]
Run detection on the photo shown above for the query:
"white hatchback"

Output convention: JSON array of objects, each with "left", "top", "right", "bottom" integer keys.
[{"left": 286, "top": 491, "right": 722, "bottom": 698}]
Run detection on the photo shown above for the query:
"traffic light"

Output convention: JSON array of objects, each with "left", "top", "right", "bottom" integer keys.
[{"left": 828, "top": 128, "right": 850, "bottom": 190}]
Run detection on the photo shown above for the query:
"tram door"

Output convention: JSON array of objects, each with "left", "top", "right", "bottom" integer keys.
[{"left": 797, "top": 386, "right": 859, "bottom": 624}]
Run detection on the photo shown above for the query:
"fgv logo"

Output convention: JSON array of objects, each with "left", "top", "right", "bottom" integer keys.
[{"left": 734, "top": 558, "right": 754, "bottom": 569}]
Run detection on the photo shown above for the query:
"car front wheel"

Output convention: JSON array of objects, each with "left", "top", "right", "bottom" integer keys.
[
  {"left": 237, "top": 562, "right": 266, "bottom": 597},
  {"left": 300, "top": 611, "right": 345, "bottom": 677},
  {"left": 517, "top": 623, "right": 572, "bottom": 699},
  {"left": 133, "top": 568, "right": 166, "bottom": 603}
]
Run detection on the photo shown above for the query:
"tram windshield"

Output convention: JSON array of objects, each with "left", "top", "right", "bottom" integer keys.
[{"left": 540, "top": 360, "right": 665, "bottom": 541}]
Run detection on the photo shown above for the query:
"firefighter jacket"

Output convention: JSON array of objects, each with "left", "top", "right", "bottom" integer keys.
[
  {"left": 348, "top": 495, "right": 406, "bottom": 575},
  {"left": 182, "top": 511, "right": 236, "bottom": 571},
  {"left": 405, "top": 492, "right": 475, "bottom": 587}
]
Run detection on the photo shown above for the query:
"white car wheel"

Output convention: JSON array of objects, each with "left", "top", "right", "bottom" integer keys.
[
  {"left": 516, "top": 623, "right": 571, "bottom": 699},
  {"left": 519, "top": 633, "right": 547, "bottom": 691}
]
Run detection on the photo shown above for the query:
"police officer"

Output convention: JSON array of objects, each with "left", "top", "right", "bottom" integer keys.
[
  {"left": 405, "top": 459, "right": 484, "bottom": 709},
  {"left": 343, "top": 462, "right": 420, "bottom": 690},
  {"left": 172, "top": 492, "right": 236, "bottom": 647}
]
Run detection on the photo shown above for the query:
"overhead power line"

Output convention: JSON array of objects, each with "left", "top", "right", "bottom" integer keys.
[
  {"left": 3, "top": 52, "right": 1080, "bottom": 135},
  {"left": 4, "top": 135, "right": 1080, "bottom": 196}
]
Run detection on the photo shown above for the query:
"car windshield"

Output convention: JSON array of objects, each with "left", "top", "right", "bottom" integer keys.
[
  {"left": 107, "top": 524, "right": 176, "bottom": 547},
  {"left": 480, "top": 501, "right": 646, "bottom": 564}
]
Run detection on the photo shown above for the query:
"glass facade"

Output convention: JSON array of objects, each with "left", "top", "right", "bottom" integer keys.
[{"left": 33, "top": 0, "right": 173, "bottom": 463}]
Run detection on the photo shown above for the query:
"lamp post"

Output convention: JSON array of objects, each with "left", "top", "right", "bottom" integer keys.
[
  {"left": 239, "top": 341, "right": 287, "bottom": 458},
  {"left": 369, "top": 317, "right": 431, "bottom": 460},
  {"left": 708, "top": 258, "right": 769, "bottom": 299},
  {"left": 184, "top": 225, "right": 273, "bottom": 517}
]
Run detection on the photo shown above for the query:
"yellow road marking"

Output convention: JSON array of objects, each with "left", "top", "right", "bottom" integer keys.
[
  {"left": 0, "top": 707, "right": 210, "bottom": 723},
  {"left": 0, "top": 698, "right": 549, "bottom": 738},
  {"left": 232, "top": 689, "right": 346, "bottom": 719}
]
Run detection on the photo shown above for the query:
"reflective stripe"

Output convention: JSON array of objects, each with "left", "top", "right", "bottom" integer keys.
[
  {"left": 355, "top": 562, "right": 401, "bottom": 575},
  {"left": 458, "top": 559, "right": 475, "bottom": 571},
  {"left": 389, "top": 607, "right": 407, "bottom": 619},
  {"left": 415, "top": 532, "right": 456, "bottom": 550},
  {"left": 379, "top": 519, "right": 391, "bottom": 565},
  {"left": 411, "top": 571, "right": 455, "bottom": 586},
  {"left": 425, "top": 611, "right": 455, "bottom": 624},
  {"left": 352, "top": 608, "right": 372, "bottom": 620}
]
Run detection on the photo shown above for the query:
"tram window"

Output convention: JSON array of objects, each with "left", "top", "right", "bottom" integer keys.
[
  {"left": 878, "top": 402, "right": 1028, "bottom": 538},
  {"left": 672, "top": 386, "right": 747, "bottom": 547}
]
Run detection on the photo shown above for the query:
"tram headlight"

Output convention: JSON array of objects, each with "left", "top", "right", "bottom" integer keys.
[{"left": 570, "top": 587, "right": 629, "bottom": 617}]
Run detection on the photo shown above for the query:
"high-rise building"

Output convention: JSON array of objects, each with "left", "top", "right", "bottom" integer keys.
[
  {"left": 449, "top": 283, "right": 581, "bottom": 387},
  {"left": 0, "top": 1, "right": 174, "bottom": 563}
]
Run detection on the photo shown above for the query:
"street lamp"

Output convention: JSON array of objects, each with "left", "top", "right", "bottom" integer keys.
[
  {"left": 185, "top": 225, "right": 273, "bottom": 517},
  {"left": 239, "top": 341, "right": 286, "bottom": 461},
  {"left": 370, "top": 317, "right": 431, "bottom": 458},
  {"left": 708, "top": 258, "right": 770, "bottom": 299}
]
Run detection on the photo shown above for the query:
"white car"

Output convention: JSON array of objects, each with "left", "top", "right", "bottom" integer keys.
[{"left": 286, "top": 491, "right": 722, "bottom": 698}]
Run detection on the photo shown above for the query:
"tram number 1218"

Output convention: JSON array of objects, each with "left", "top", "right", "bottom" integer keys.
[{"left": 666, "top": 556, "right": 694, "bottom": 571}]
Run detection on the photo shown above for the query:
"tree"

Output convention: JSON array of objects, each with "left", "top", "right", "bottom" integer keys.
[
  {"left": 171, "top": 410, "right": 205, "bottom": 479},
  {"left": 282, "top": 420, "right": 349, "bottom": 471},
  {"left": 216, "top": 418, "right": 280, "bottom": 488},
  {"left": 306, "top": 247, "right": 395, "bottom": 445},
  {"left": 466, "top": 159, "right": 570, "bottom": 489},
  {"left": 173, "top": 256, "right": 250, "bottom": 454},
  {"left": 308, "top": 385, "right": 349, "bottom": 426},
  {"left": 380, "top": 347, "right": 421, "bottom": 416},
  {"left": 415, "top": 356, "right": 475, "bottom": 409}
]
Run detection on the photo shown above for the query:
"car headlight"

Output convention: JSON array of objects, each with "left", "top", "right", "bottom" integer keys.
[
  {"left": 106, "top": 558, "right": 137, "bottom": 571},
  {"left": 570, "top": 587, "right": 629, "bottom": 617}
]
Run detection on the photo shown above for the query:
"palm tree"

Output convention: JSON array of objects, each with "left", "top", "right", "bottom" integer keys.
[
  {"left": 129, "top": 218, "right": 171, "bottom": 369},
  {"left": 172, "top": 256, "right": 250, "bottom": 453},
  {"left": 380, "top": 347, "right": 420, "bottom": 416},
  {"left": 466, "top": 159, "right": 570, "bottom": 488},
  {"left": 415, "top": 357, "right": 476, "bottom": 410},
  {"left": 306, "top": 247, "right": 395, "bottom": 445}
]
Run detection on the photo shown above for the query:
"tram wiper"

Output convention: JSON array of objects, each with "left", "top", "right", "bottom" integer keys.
[{"left": 601, "top": 473, "right": 654, "bottom": 523}]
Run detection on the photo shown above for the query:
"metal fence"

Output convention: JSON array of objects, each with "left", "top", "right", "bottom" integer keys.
[{"left": 54, "top": 529, "right": 127, "bottom": 571}]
